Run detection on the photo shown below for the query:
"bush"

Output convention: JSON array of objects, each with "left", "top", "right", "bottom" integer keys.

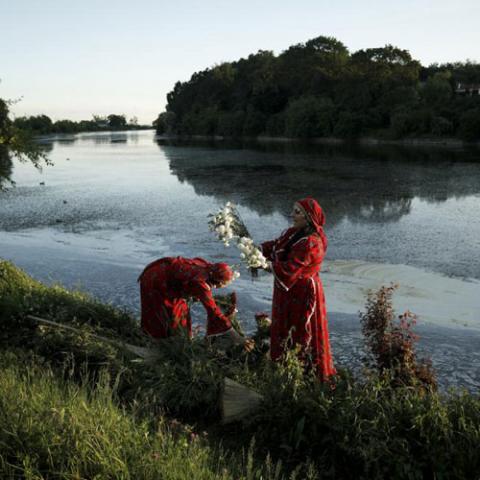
[{"left": 360, "top": 284, "right": 436, "bottom": 389}]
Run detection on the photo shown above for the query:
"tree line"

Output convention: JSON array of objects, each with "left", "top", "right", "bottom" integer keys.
[
  {"left": 155, "top": 36, "right": 480, "bottom": 142},
  {"left": 12, "top": 113, "right": 149, "bottom": 135}
]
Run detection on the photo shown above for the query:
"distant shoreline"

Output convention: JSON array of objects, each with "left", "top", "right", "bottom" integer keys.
[{"left": 36, "top": 127, "right": 154, "bottom": 139}]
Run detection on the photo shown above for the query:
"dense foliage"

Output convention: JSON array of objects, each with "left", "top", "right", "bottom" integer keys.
[
  {"left": 157, "top": 36, "right": 480, "bottom": 141},
  {"left": 1, "top": 259, "right": 479, "bottom": 479}
]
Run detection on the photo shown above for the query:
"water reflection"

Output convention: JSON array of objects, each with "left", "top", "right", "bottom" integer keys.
[
  {"left": 0, "top": 143, "right": 54, "bottom": 190},
  {"left": 158, "top": 139, "right": 480, "bottom": 225},
  {"left": 76, "top": 132, "right": 137, "bottom": 144}
]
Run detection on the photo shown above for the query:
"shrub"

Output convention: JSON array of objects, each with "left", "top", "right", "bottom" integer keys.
[{"left": 360, "top": 284, "right": 437, "bottom": 389}]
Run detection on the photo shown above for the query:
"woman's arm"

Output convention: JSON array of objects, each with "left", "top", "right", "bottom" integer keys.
[
  {"left": 188, "top": 281, "right": 232, "bottom": 336},
  {"left": 260, "top": 240, "right": 275, "bottom": 261}
]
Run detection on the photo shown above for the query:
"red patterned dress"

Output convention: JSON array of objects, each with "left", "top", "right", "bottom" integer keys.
[
  {"left": 138, "top": 257, "right": 232, "bottom": 338},
  {"left": 261, "top": 226, "right": 336, "bottom": 380}
]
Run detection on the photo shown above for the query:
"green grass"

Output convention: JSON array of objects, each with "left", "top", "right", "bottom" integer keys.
[
  {"left": 1, "top": 259, "right": 480, "bottom": 479},
  {"left": 0, "top": 352, "right": 293, "bottom": 480}
]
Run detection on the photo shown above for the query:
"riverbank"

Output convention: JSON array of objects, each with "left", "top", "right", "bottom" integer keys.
[
  {"left": 158, "top": 133, "right": 480, "bottom": 149},
  {"left": 1, "top": 259, "right": 479, "bottom": 478}
]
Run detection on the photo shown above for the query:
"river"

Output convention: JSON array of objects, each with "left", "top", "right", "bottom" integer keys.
[{"left": 1, "top": 130, "right": 479, "bottom": 389}]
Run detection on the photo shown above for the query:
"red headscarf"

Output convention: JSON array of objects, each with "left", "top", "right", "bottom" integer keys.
[
  {"left": 296, "top": 197, "right": 328, "bottom": 251},
  {"left": 209, "top": 262, "right": 234, "bottom": 284}
]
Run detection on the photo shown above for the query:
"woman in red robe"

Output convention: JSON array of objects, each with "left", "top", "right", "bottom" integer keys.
[
  {"left": 261, "top": 197, "right": 336, "bottom": 380},
  {"left": 138, "top": 257, "right": 247, "bottom": 346}
]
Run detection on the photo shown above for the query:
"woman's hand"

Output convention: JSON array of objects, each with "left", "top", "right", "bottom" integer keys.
[{"left": 264, "top": 261, "right": 273, "bottom": 273}]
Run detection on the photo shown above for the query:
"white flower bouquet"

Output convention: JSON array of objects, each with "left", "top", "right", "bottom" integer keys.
[{"left": 209, "top": 202, "right": 268, "bottom": 274}]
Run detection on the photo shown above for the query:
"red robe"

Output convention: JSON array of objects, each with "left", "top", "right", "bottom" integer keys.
[
  {"left": 138, "top": 257, "right": 232, "bottom": 338},
  {"left": 262, "top": 227, "right": 336, "bottom": 380}
]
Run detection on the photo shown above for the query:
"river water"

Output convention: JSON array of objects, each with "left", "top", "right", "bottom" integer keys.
[{"left": 1, "top": 130, "right": 479, "bottom": 389}]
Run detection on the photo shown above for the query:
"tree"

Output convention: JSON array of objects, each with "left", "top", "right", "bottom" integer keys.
[
  {"left": 13, "top": 115, "right": 53, "bottom": 134},
  {"left": 0, "top": 98, "right": 50, "bottom": 189},
  {"left": 285, "top": 96, "right": 335, "bottom": 138},
  {"left": 421, "top": 73, "right": 452, "bottom": 108},
  {"left": 54, "top": 119, "right": 78, "bottom": 134},
  {"left": 153, "top": 112, "right": 176, "bottom": 135},
  {"left": 107, "top": 114, "right": 127, "bottom": 128},
  {"left": 160, "top": 36, "right": 479, "bottom": 141}
]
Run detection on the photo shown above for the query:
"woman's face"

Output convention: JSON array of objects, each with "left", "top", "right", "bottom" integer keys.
[{"left": 291, "top": 203, "right": 309, "bottom": 229}]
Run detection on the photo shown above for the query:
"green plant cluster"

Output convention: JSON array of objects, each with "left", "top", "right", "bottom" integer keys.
[
  {"left": 361, "top": 284, "right": 437, "bottom": 389},
  {"left": 156, "top": 36, "right": 480, "bottom": 142},
  {"left": 1, "top": 259, "right": 479, "bottom": 479}
]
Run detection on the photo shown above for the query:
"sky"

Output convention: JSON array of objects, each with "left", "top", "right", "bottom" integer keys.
[{"left": 1, "top": 0, "right": 479, "bottom": 124}]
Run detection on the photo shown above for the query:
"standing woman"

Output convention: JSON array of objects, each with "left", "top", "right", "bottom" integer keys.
[{"left": 261, "top": 197, "right": 336, "bottom": 380}]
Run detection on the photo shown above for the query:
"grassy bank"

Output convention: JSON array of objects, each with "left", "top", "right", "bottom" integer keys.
[
  {"left": 1, "top": 259, "right": 479, "bottom": 479},
  {"left": 0, "top": 352, "right": 290, "bottom": 480}
]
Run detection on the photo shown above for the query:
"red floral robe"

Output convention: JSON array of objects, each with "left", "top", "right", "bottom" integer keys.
[
  {"left": 138, "top": 257, "right": 232, "bottom": 338},
  {"left": 262, "top": 228, "right": 336, "bottom": 380}
]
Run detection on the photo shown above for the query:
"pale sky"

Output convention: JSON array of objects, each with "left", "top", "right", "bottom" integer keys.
[{"left": 1, "top": 0, "right": 479, "bottom": 124}]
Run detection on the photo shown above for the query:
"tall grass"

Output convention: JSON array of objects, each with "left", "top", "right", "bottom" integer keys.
[{"left": 0, "top": 352, "right": 295, "bottom": 480}]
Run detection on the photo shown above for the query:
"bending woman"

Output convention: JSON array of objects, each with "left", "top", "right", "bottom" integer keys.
[
  {"left": 261, "top": 197, "right": 336, "bottom": 380},
  {"left": 138, "top": 256, "right": 248, "bottom": 348}
]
